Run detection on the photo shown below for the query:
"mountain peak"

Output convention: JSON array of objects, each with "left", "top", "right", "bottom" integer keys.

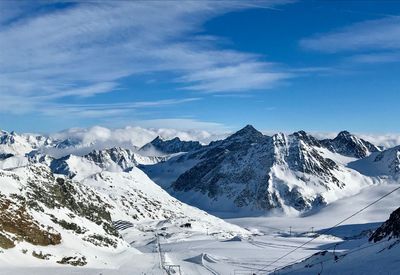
[
  {"left": 151, "top": 136, "right": 164, "bottom": 143},
  {"left": 291, "top": 130, "right": 321, "bottom": 147},
  {"left": 322, "top": 130, "right": 380, "bottom": 158},
  {"left": 227, "top": 125, "right": 264, "bottom": 142},
  {"left": 293, "top": 130, "right": 308, "bottom": 136},
  {"left": 336, "top": 130, "right": 352, "bottom": 139}
]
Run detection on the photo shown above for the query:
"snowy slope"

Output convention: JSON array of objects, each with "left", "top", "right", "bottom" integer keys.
[
  {"left": 0, "top": 155, "right": 29, "bottom": 170},
  {"left": 0, "top": 164, "right": 130, "bottom": 268},
  {"left": 82, "top": 168, "right": 248, "bottom": 238},
  {"left": 349, "top": 145, "right": 400, "bottom": 178}
]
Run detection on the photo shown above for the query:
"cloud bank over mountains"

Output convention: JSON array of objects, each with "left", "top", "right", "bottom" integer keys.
[{"left": 33, "top": 126, "right": 400, "bottom": 158}]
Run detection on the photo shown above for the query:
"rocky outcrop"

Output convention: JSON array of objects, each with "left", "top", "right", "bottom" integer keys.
[{"left": 370, "top": 207, "right": 400, "bottom": 242}]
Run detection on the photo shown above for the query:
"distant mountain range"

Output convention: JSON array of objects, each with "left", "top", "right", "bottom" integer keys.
[{"left": 1, "top": 125, "right": 399, "bottom": 218}]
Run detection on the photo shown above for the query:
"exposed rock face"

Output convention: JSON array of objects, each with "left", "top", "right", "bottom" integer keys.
[
  {"left": 0, "top": 195, "right": 61, "bottom": 247},
  {"left": 321, "top": 131, "right": 380, "bottom": 158},
  {"left": 0, "top": 164, "right": 124, "bottom": 252},
  {"left": 0, "top": 131, "right": 16, "bottom": 145},
  {"left": 369, "top": 207, "right": 400, "bottom": 243},
  {"left": 84, "top": 147, "right": 141, "bottom": 170},
  {"left": 25, "top": 166, "right": 118, "bottom": 237},
  {"left": 0, "top": 153, "right": 14, "bottom": 160}
]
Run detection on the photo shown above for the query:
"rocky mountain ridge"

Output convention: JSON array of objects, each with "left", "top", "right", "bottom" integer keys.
[{"left": 140, "top": 136, "right": 203, "bottom": 156}]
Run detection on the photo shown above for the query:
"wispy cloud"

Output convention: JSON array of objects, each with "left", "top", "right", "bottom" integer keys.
[
  {"left": 132, "top": 118, "right": 228, "bottom": 132},
  {"left": 348, "top": 51, "right": 400, "bottom": 64},
  {"left": 179, "top": 62, "right": 291, "bottom": 92},
  {"left": 0, "top": 0, "right": 292, "bottom": 119},
  {"left": 24, "top": 97, "right": 202, "bottom": 119},
  {"left": 57, "top": 98, "right": 201, "bottom": 118},
  {"left": 300, "top": 16, "right": 400, "bottom": 53}
]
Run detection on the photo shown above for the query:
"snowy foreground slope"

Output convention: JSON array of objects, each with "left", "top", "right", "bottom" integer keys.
[{"left": 1, "top": 180, "right": 399, "bottom": 275}]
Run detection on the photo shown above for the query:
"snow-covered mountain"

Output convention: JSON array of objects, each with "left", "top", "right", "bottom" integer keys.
[
  {"left": 0, "top": 130, "right": 51, "bottom": 156},
  {"left": 0, "top": 146, "right": 248, "bottom": 267},
  {"left": 139, "top": 136, "right": 203, "bottom": 156},
  {"left": 321, "top": 130, "right": 381, "bottom": 158},
  {"left": 49, "top": 147, "right": 168, "bottom": 179},
  {"left": 349, "top": 145, "right": 400, "bottom": 178},
  {"left": 143, "top": 125, "right": 380, "bottom": 216},
  {"left": 0, "top": 130, "right": 95, "bottom": 158}
]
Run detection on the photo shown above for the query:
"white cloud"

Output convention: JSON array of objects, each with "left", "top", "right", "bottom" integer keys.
[
  {"left": 300, "top": 16, "right": 400, "bottom": 53},
  {"left": 357, "top": 133, "right": 400, "bottom": 149},
  {"left": 49, "top": 120, "right": 230, "bottom": 148},
  {"left": 0, "top": 0, "right": 292, "bottom": 119}
]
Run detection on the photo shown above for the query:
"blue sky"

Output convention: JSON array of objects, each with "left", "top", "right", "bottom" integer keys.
[{"left": 0, "top": 0, "right": 399, "bottom": 134}]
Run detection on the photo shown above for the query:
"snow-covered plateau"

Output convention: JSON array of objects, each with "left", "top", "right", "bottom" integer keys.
[{"left": 0, "top": 126, "right": 399, "bottom": 275}]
